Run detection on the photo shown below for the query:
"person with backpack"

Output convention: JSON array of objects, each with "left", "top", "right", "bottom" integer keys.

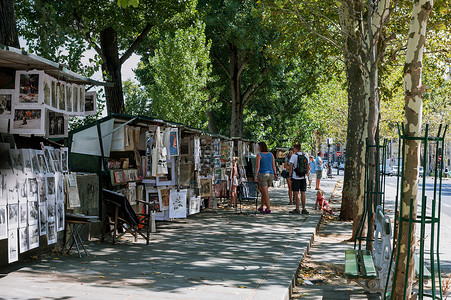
[
  {"left": 289, "top": 143, "right": 310, "bottom": 214},
  {"left": 254, "top": 142, "right": 276, "bottom": 214},
  {"left": 315, "top": 152, "right": 323, "bottom": 190}
]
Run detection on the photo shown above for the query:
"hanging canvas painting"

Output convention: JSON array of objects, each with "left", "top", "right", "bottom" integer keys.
[
  {"left": 11, "top": 108, "right": 44, "bottom": 135},
  {"left": 0, "top": 89, "right": 13, "bottom": 118},
  {"left": 169, "top": 189, "right": 187, "bottom": 219}
]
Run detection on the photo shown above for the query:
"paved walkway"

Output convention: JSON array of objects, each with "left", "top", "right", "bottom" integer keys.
[{"left": 0, "top": 178, "right": 339, "bottom": 300}]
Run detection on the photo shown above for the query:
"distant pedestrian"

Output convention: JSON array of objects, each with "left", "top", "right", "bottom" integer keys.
[
  {"left": 314, "top": 189, "right": 334, "bottom": 215},
  {"left": 230, "top": 157, "right": 239, "bottom": 208},
  {"left": 289, "top": 143, "right": 309, "bottom": 214},
  {"left": 308, "top": 156, "right": 316, "bottom": 189},
  {"left": 284, "top": 148, "right": 294, "bottom": 204},
  {"left": 315, "top": 152, "right": 323, "bottom": 190},
  {"left": 254, "top": 142, "right": 276, "bottom": 214}
]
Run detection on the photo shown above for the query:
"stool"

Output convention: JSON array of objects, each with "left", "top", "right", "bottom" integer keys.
[{"left": 64, "top": 214, "right": 100, "bottom": 258}]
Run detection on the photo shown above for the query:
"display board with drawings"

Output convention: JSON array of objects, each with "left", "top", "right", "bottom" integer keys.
[
  {"left": 1, "top": 70, "right": 97, "bottom": 136},
  {"left": 0, "top": 142, "right": 71, "bottom": 263}
]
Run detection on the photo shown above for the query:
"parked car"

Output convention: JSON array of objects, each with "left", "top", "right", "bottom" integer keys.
[
  {"left": 339, "top": 162, "right": 345, "bottom": 170},
  {"left": 419, "top": 166, "right": 424, "bottom": 177},
  {"left": 391, "top": 166, "right": 399, "bottom": 176}
]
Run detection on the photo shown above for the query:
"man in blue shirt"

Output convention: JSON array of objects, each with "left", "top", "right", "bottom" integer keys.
[{"left": 308, "top": 156, "right": 316, "bottom": 189}]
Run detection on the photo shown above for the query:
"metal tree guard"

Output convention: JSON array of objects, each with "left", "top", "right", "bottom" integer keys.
[{"left": 386, "top": 123, "right": 447, "bottom": 299}]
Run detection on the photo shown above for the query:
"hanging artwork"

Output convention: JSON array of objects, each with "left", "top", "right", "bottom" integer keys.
[
  {"left": 66, "top": 173, "right": 80, "bottom": 208},
  {"left": 19, "top": 202, "right": 27, "bottom": 227},
  {"left": 37, "top": 175, "right": 46, "bottom": 202},
  {"left": 19, "top": 226, "right": 29, "bottom": 253},
  {"left": 43, "top": 147, "right": 55, "bottom": 173},
  {"left": 11, "top": 108, "right": 44, "bottom": 135},
  {"left": 84, "top": 91, "right": 96, "bottom": 115},
  {"left": 51, "top": 79, "right": 57, "bottom": 109},
  {"left": 27, "top": 177, "right": 38, "bottom": 201},
  {"left": 47, "top": 218, "right": 57, "bottom": 245},
  {"left": 8, "top": 229, "right": 18, "bottom": 263},
  {"left": 43, "top": 75, "right": 51, "bottom": 106},
  {"left": 60, "top": 147, "right": 69, "bottom": 172},
  {"left": 0, "top": 205, "right": 7, "bottom": 239},
  {"left": 39, "top": 202, "right": 47, "bottom": 236},
  {"left": 7, "top": 176, "right": 18, "bottom": 205},
  {"left": 21, "top": 149, "right": 32, "bottom": 174},
  {"left": 146, "top": 189, "right": 161, "bottom": 212},
  {"left": 15, "top": 71, "right": 44, "bottom": 106},
  {"left": 168, "top": 128, "right": 179, "bottom": 157},
  {"left": 72, "top": 84, "right": 79, "bottom": 113},
  {"left": 194, "top": 137, "right": 200, "bottom": 171},
  {"left": 10, "top": 149, "right": 23, "bottom": 174},
  {"left": 169, "top": 189, "right": 187, "bottom": 219},
  {"left": 66, "top": 83, "right": 72, "bottom": 113},
  {"left": 158, "top": 187, "right": 171, "bottom": 211},
  {"left": 28, "top": 201, "right": 38, "bottom": 225},
  {"left": 46, "top": 110, "right": 67, "bottom": 138},
  {"left": 189, "top": 196, "right": 201, "bottom": 215},
  {"left": 0, "top": 89, "right": 13, "bottom": 118},
  {"left": 200, "top": 178, "right": 213, "bottom": 198},
  {"left": 46, "top": 175, "right": 55, "bottom": 196},
  {"left": 156, "top": 158, "right": 175, "bottom": 186},
  {"left": 28, "top": 224, "right": 39, "bottom": 249},
  {"left": 7, "top": 203, "right": 19, "bottom": 229},
  {"left": 57, "top": 82, "right": 66, "bottom": 111},
  {"left": 30, "top": 149, "right": 39, "bottom": 173},
  {"left": 36, "top": 150, "right": 48, "bottom": 173},
  {"left": 56, "top": 201, "right": 64, "bottom": 232}
]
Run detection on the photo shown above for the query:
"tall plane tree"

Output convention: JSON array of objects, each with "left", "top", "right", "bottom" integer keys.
[
  {"left": 0, "top": 0, "right": 20, "bottom": 47},
  {"left": 17, "top": 0, "right": 196, "bottom": 114}
]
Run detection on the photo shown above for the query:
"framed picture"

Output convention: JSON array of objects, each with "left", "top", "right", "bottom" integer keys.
[
  {"left": 65, "top": 83, "right": 72, "bottom": 113},
  {"left": 35, "top": 150, "right": 48, "bottom": 173},
  {"left": 0, "top": 89, "right": 14, "bottom": 118},
  {"left": 79, "top": 86, "right": 85, "bottom": 113},
  {"left": 169, "top": 189, "right": 187, "bottom": 219},
  {"left": 43, "top": 75, "right": 51, "bottom": 107},
  {"left": 156, "top": 158, "right": 175, "bottom": 186},
  {"left": 11, "top": 108, "right": 44, "bottom": 135},
  {"left": 51, "top": 79, "right": 57, "bottom": 109},
  {"left": 158, "top": 187, "right": 171, "bottom": 211},
  {"left": 200, "top": 177, "right": 213, "bottom": 198},
  {"left": 169, "top": 128, "right": 179, "bottom": 157},
  {"left": 84, "top": 91, "right": 96, "bottom": 115},
  {"left": 146, "top": 188, "right": 161, "bottom": 212},
  {"left": 72, "top": 84, "right": 79, "bottom": 113},
  {"left": 57, "top": 82, "right": 66, "bottom": 112},
  {"left": 15, "top": 70, "right": 44, "bottom": 106},
  {"left": 46, "top": 110, "right": 67, "bottom": 138}
]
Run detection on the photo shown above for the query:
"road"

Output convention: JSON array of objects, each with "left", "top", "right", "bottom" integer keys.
[{"left": 383, "top": 175, "right": 451, "bottom": 273}]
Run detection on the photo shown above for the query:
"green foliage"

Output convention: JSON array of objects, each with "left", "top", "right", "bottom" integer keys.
[
  {"left": 69, "top": 88, "right": 107, "bottom": 130},
  {"left": 117, "top": 0, "right": 139, "bottom": 8},
  {"left": 133, "top": 21, "right": 212, "bottom": 129}
]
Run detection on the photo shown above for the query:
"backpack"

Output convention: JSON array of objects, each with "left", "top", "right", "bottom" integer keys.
[{"left": 294, "top": 154, "right": 309, "bottom": 177}]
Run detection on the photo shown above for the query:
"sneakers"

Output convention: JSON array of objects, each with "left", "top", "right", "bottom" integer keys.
[
  {"left": 289, "top": 209, "right": 300, "bottom": 214},
  {"left": 257, "top": 206, "right": 264, "bottom": 213},
  {"left": 302, "top": 209, "right": 309, "bottom": 214},
  {"left": 263, "top": 208, "right": 271, "bottom": 214}
]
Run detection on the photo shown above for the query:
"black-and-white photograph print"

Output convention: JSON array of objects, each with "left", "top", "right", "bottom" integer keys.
[
  {"left": 38, "top": 175, "right": 46, "bottom": 203},
  {"left": 0, "top": 205, "right": 7, "bottom": 239},
  {"left": 21, "top": 149, "right": 32, "bottom": 174},
  {"left": 0, "top": 174, "right": 6, "bottom": 205},
  {"left": 47, "top": 111, "right": 66, "bottom": 137},
  {"left": 28, "top": 201, "right": 38, "bottom": 225},
  {"left": 66, "top": 84, "right": 72, "bottom": 112},
  {"left": 46, "top": 175, "right": 55, "bottom": 196},
  {"left": 47, "top": 219, "right": 57, "bottom": 245},
  {"left": 8, "top": 229, "right": 18, "bottom": 263},
  {"left": 61, "top": 147, "right": 68, "bottom": 172},
  {"left": 0, "top": 91, "right": 12, "bottom": 117},
  {"left": 7, "top": 176, "right": 18, "bottom": 205},
  {"left": 56, "top": 202, "right": 64, "bottom": 232},
  {"left": 8, "top": 203, "right": 19, "bottom": 229},
  {"left": 28, "top": 224, "right": 39, "bottom": 249},
  {"left": 56, "top": 174, "right": 64, "bottom": 203},
  {"left": 27, "top": 177, "right": 38, "bottom": 201},
  {"left": 19, "top": 226, "right": 29, "bottom": 253},
  {"left": 85, "top": 91, "right": 96, "bottom": 114},
  {"left": 52, "top": 149, "right": 61, "bottom": 172},
  {"left": 39, "top": 203, "right": 47, "bottom": 236},
  {"left": 36, "top": 150, "right": 48, "bottom": 173},
  {"left": 19, "top": 202, "right": 27, "bottom": 227},
  {"left": 0, "top": 143, "right": 13, "bottom": 172},
  {"left": 44, "top": 147, "right": 55, "bottom": 173},
  {"left": 30, "top": 149, "right": 39, "bottom": 173},
  {"left": 58, "top": 83, "right": 65, "bottom": 111},
  {"left": 10, "top": 149, "right": 23, "bottom": 174},
  {"left": 18, "top": 176, "right": 27, "bottom": 203},
  {"left": 47, "top": 197, "right": 55, "bottom": 219},
  {"left": 43, "top": 75, "right": 51, "bottom": 106}
]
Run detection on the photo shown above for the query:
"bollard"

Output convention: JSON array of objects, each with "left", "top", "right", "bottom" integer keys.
[{"left": 150, "top": 211, "right": 156, "bottom": 233}]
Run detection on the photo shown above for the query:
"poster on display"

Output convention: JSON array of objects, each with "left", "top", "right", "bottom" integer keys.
[
  {"left": 156, "top": 158, "right": 175, "bottom": 186},
  {"left": 60, "top": 147, "right": 69, "bottom": 172},
  {"left": 65, "top": 83, "right": 72, "bottom": 113},
  {"left": 158, "top": 188, "right": 171, "bottom": 211},
  {"left": 66, "top": 173, "right": 80, "bottom": 208},
  {"left": 19, "top": 226, "right": 29, "bottom": 253},
  {"left": 8, "top": 229, "right": 18, "bottom": 263},
  {"left": 168, "top": 128, "right": 179, "bottom": 157},
  {"left": 46, "top": 175, "right": 55, "bottom": 196},
  {"left": 43, "top": 147, "right": 55, "bottom": 173},
  {"left": 51, "top": 149, "right": 61, "bottom": 173},
  {"left": 0, "top": 205, "right": 7, "bottom": 239},
  {"left": 39, "top": 203, "right": 47, "bottom": 236},
  {"left": 43, "top": 75, "right": 51, "bottom": 106},
  {"left": 37, "top": 175, "right": 46, "bottom": 202},
  {"left": 28, "top": 224, "right": 39, "bottom": 249},
  {"left": 85, "top": 91, "right": 96, "bottom": 115},
  {"left": 36, "top": 150, "right": 48, "bottom": 173},
  {"left": 11, "top": 108, "right": 44, "bottom": 135},
  {"left": 200, "top": 178, "right": 213, "bottom": 198},
  {"left": 19, "top": 202, "right": 27, "bottom": 227},
  {"left": 8, "top": 203, "right": 19, "bottom": 229},
  {"left": 169, "top": 189, "right": 187, "bottom": 219},
  {"left": 28, "top": 200, "right": 38, "bottom": 225},
  {"left": 17, "top": 176, "right": 27, "bottom": 203},
  {"left": 46, "top": 110, "right": 67, "bottom": 138},
  {"left": 7, "top": 176, "right": 18, "bottom": 205},
  {"left": 30, "top": 149, "right": 39, "bottom": 173},
  {"left": 194, "top": 137, "right": 200, "bottom": 170},
  {"left": 15, "top": 71, "right": 44, "bottom": 106},
  {"left": 57, "top": 82, "right": 66, "bottom": 112},
  {"left": 0, "top": 90, "right": 14, "bottom": 118},
  {"left": 27, "top": 177, "right": 38, "bottom": 201},
  {"left": 189, "top": 196, "right": 201, "bottom": 215},
  {"left": 146, "top": 189, "right": 163, "bottom": 217},
  {"left": 47, "top": 219, "right": 57, "bottom": 245}
]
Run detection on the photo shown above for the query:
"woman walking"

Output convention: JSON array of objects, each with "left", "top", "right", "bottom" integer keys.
[{"left": 254, "top": 142, "right": 276, "bottom": 214}]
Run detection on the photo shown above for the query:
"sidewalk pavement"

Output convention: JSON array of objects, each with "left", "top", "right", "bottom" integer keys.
[{"left": 0, "top": 177, "right": 341, "bottom": 300}]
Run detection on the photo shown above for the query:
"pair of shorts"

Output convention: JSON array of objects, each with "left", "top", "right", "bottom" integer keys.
[
  {"left": 308, "top": 172, "right": 316, "bottom": 181},
  {"left": 257, "top": 173, "right": 274, "bottom": 187},
  {"left": 292, "top": 178, "right": 307, "bottom": 192},
  {"left": 316, "top": 170, "right": 323, "bottom": 179}
]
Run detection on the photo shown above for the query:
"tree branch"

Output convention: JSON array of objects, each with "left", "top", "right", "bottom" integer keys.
[
  {"left": 242, "top": 67, "right": 269, "bottom": 107},
  {"left": 219, "top": 96, "right": 232, "bottom": 106},
  {"left": 212, "top": 53, "right": 231, "bottom": 79},
  {"left": 237, "top": 52, "right": 251, "bottom": 78},
  {"left": 120, "top": 23, "right": 152, "bottom": 65}
]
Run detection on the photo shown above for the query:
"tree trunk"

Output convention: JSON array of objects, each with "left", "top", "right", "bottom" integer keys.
[
  {"left": 229, "top": 44, "right": 243, "bottom": 138},
  {"left": 100, "top": 27, "right": 125, "bottom": 115},
  {"left": 207, "top": 109, "right": 218, "bottom": 133},
  {"left": 0, "top": 0, "right": 20, "bottom": 47},
  {"left": 393, "top": 0, "right": 432, "bottom": 298},
  {"left": 339, "top": 1, "right": 367, "bottom": 226}
]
